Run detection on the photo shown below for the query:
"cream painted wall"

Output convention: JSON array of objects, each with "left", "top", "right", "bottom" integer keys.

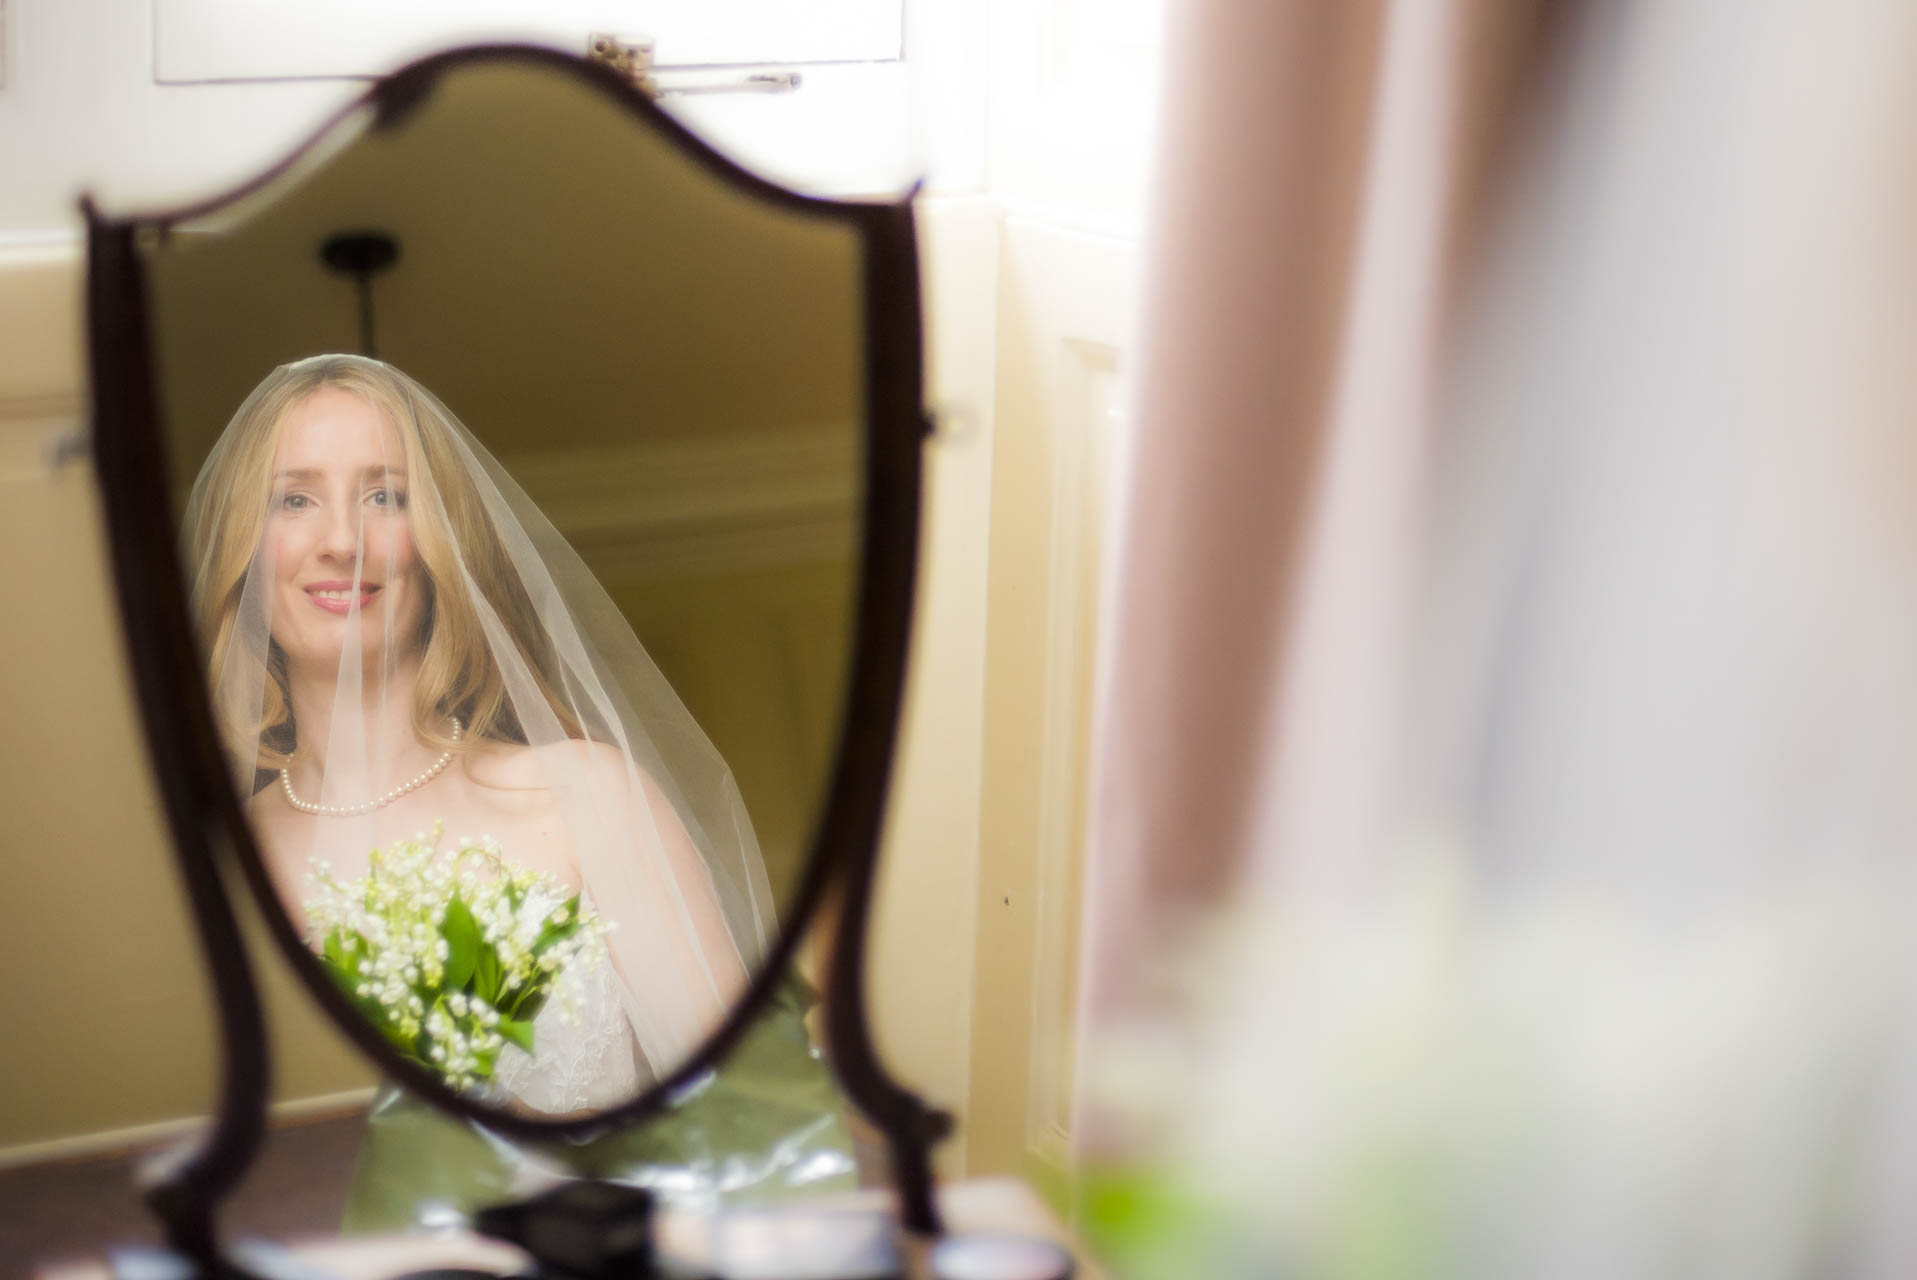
[
  {"left": 607, "top": 561, "right": 855, "bottom": 905},
  {"left": 866, "top": 195, "right": 999, "bottom": 1177},
  {"left": 0, "top": 244, "right": 376, "bottom": 1156}
]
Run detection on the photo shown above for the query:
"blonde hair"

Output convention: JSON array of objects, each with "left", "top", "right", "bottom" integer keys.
[{"left": 185, "top": 355, "right": 580, "bottom": 777}]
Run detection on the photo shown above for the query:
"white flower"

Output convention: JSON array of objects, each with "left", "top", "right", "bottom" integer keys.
[{"left": 304, "top": 820, "right": 609, "bottom": 1092}]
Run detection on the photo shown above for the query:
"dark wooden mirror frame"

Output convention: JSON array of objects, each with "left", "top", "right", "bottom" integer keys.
[{"left": 82, "top": 44, "right": 950, "bottom": 1265}]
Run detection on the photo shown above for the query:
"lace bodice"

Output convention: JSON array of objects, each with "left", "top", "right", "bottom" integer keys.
[{"left": 489, "top": 886, "right": 647, "bottom": 1115}]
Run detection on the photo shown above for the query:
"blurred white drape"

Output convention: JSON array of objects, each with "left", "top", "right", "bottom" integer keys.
[
  {"left": 1078, "top": 0, "right": 1485, "bottom": 1077},
  {"left": 1078, "top": 0, "right": 1917, "bottom": 1272},
  {"left": 1075, "top": 0, "right": 1399, "bottom": 1046}
]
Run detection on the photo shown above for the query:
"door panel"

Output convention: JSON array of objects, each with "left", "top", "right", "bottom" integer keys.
[
  {"left": 971, "top": 218, "right": 1133, "bottom": 1183},
  {"left": 156, "top": 0, "right": 903, "bottom": 82}
]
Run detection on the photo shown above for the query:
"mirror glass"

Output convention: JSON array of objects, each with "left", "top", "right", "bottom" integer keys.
[{"left": 137, "top": 56, "right": 864, "bottom": 1144}]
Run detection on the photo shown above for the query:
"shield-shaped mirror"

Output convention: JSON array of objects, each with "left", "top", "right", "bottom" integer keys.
[{"left": 83, "top": 44, "right": 939, "bottom": 1258}]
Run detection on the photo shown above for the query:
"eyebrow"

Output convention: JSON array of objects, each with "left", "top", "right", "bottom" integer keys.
[{"left": 273, "top": 466, "right": 408, "bottom": 483}]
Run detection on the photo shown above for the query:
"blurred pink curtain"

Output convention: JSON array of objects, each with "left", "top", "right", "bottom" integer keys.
[
  {"left": 1075, "top": 0, "right": 1557, "bottom": 1146},
  {"left": 1078, "top": 0, "right": 1917, "bottom": 1159},
  {"left": 1074, "top": 2, "right": 1917, "bottom": 1268}
]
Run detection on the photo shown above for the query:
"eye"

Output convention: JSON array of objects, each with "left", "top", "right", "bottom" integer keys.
[
  {"left": 366, "top": 488, "right": 408, "bottom": 510},
  {"left": 277, "top": 492, "right": 312, "bottom": 512}
]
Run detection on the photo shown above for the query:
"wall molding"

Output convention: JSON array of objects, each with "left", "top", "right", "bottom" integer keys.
[
  {"left": 1024, "top": 334, "right": 1117, "bottom": 1169},
  {"left": 500, "top": 425, "right": 859, "bottom": 583},
  {"left": 0, "top": 1086, "right": 379, "bottom": 1172},
  {"left": 0, "top": 240, "right": 856, "bottom": 582},
  {"left": 0, "top": 241, "right": 84, "bottom": 404},
  {"left": 971, "top": 216, "right": 1135, "bottom": 1183}
]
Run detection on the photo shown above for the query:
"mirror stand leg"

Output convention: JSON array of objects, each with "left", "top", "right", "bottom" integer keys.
[
  {"left": 821, "top": 833, "right": 954, "bottom": 1235},
  {"left": 130, "top": 834, "right": 273, "bottom": 1270},
  {"left": 884, "top": 1108, "right": 956, "bottom": 1235},
  {"left": 87, "top": 213, "right": 274, "bottom": 1273}
]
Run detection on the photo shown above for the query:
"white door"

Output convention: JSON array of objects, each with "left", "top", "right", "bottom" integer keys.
[
  {"left": 154, "top": 0, "right": 902, "bottom": 82},
  {"left": 964, "top": 0, "right": 1162, "bottom": 1192}
]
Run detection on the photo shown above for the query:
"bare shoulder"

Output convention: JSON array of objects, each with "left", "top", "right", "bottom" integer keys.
[
  {"left": 561, "top": 739, "right": 672, "bottom": 807},
  {"left": 561, "top": 737, "right": 630, "bottom": 780},
  {"left": 460, "top": 739, "right": 607, "bottom": 788},
  {"left": 459, "top": 740, "right": 545, "bottom": 789},
  {"left": 465, "top": 738, "right": 661, "bottom": 802},
  {"left": 552, "top": 740, "right": 684, "bottom": 822}
]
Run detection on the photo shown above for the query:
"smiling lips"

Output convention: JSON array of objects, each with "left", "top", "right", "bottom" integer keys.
[{"left": 304, "top": 580, "right": 383, "bottom": 615}]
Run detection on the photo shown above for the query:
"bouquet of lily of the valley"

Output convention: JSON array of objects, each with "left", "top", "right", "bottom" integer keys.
[{"left": 305, "top": 823, "right": 609, "bottom": 1091}]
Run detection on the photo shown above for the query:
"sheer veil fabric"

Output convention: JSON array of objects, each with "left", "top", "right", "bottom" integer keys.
[{"left": 183, "top": 354, "right": 776, "bottom": 1095}]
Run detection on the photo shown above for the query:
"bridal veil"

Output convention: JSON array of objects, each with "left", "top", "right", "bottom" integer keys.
[{"left": 182, "top": 353, "right": 777, "bottom": 1087}]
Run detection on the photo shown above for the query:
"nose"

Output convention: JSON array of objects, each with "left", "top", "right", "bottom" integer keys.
[{"left": 316, "top": 502, "right": 361, "bottom": 566}]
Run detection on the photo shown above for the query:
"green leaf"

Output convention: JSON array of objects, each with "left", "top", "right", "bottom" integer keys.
[
  {"left": 440, "top": 895, "right": 481, "bottom": 990},
  {"left": 512, "top": 987, "right": 551, "bottom": 1023},
  {"left": 474, "top": 946, "right": 503, "bottom": 1002},
  {"left": 532, "top": 895, "right": 585, "bottom": 955},
  {"left": 497, "top": 1017, "right": 535, "bottom": 1052}
]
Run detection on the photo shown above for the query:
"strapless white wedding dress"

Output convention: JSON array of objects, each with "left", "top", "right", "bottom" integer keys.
[
  {"left": 489, "top": 886, "right": 647, "bottom": 1114},
  {"left": 337, "top": 872, "right": 856, "bottom": 1235}
]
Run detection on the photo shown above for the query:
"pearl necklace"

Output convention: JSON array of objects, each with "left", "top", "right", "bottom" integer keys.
[{"left": 280, "top": 716, "right": 463, "bottom": 817}]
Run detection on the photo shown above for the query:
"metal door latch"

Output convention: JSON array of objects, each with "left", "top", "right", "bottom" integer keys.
[{"left": 588, "top": 34, "right": 802, "bottom": 99}]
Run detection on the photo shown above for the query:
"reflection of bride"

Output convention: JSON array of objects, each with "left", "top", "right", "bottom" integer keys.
[{"left": 184, "top": 354, "right": 852, "bottom": 1222}]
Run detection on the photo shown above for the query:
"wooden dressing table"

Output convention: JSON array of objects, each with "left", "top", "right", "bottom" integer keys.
[{"left": 36, "top": 1178, "right": 1100, "bottom": 1280}]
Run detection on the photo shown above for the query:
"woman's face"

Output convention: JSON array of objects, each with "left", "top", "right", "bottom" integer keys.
[{"left": 263, "top": 386, "right": 427, "bottom": 675}]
